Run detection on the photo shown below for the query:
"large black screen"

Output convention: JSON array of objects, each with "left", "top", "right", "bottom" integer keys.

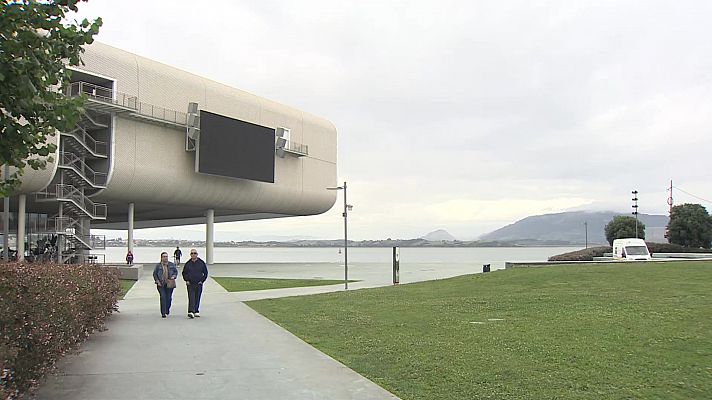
[{"left": 197, "top": 111, "right": 275, "bottom": 183}]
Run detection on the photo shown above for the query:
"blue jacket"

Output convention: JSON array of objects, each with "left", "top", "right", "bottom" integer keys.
[
  {"left": 153, "top": 262, "right": 178, "bottom": 285},
  {"left": 182, "top": 257, "right": 208, "bottom": 284}
]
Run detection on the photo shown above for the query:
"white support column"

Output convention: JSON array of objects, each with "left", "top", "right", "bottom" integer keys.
[
  {"left": 206, "top": 209, "right": 214, "bottom": 265},
  {"left": 57, "top": 203, "right": 63, "bottom": 263},
  {"left": 17, "top": 194, "right": 26, "bottom": 262},
  {"left": 128, "top": 203, "right": 134, "bottom": 254},
  {"left": 2, "top": 167, "right": 9, "bottom": 261}
]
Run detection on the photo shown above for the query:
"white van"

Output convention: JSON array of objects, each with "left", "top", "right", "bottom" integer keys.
[{"left": 612, "top": 238, "right": 652, "bottom": 261}]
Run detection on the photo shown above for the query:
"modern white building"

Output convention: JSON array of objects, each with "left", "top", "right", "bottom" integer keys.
[{"left": 1, "top": 42, "right": 338, "bottom": 264}]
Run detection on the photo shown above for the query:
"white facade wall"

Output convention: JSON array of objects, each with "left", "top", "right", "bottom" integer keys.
[{"left": 17, "top": 42, "right": 337, "bottom": 225}]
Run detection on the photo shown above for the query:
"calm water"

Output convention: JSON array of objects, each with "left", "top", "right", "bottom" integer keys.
[{"left": 101, "top": 246, "right": 580, "bottom": 266}]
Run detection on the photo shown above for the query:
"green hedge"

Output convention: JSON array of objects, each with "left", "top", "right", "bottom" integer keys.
[
  {"left": 0, "top": 262, "right": 120, "bottom": 399},
  {"left": 549, "top": 242, "right": 712, "bottom": 261},
  {"left": 548, "top": 246, "right": 610, "bottom": 261},
  {"left": 646, "top": 242, "right": 711, "bottom": 253}
]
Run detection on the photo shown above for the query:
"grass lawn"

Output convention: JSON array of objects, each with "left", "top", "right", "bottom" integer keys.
[
  {"left": 118, "top": 279, "right": 136, "bottom": 299},
  {"left": 213, "top": 277, "right": 356, "bottom": 292},
  {"left": 247, "top": 261, "right": 712, "bottom": 400}
]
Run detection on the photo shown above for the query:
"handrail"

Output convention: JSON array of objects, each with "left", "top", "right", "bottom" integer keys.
[
  {"left": 36, "top": 184, "right": 107, "bottom": 219},
  {"left": 285, "top": 140, "right": 309, "bottom": 155},
  {"left": 58, "top": 151, "right": 107, "bottom": 187},
  {"left": 54, "top": 216, "right": 89, "bottom": 238},
  {"left": 62, "top": 125, "right": 107, "bottom": 157},
  {"left": 65, "top": 81, "right": 187, "bottom": 126},
  {"left": 61, "top": 252, "right": 106, "bottom": 265}
]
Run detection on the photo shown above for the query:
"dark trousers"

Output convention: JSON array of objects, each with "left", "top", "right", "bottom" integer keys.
[
  {"left": 187, "top": 282, "right": 203, "bottom": 313},
  {"left": 157, "top": 284, "right": 174, "bottom": 316}
]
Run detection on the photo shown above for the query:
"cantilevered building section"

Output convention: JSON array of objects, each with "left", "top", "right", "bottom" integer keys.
[{"left": 1, "top": 42, "right": 337, "bottom": 264}]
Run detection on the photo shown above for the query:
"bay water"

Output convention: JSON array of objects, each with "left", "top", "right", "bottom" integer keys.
[{"left": 101, "top": 246, "right": 580, "bottom": 267}]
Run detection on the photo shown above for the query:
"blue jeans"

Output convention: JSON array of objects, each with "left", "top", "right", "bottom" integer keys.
[
  {"left": 186, "top": 282, "right": 203, "bottom": 313},
  {"left": 157, "top": 284, "right": 174, "bottom": 316}
]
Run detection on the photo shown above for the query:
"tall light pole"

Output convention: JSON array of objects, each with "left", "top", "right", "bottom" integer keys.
[
  {"left": 327, "top": 182, "right": 352, "bottom": 289},
  {"left": 632, "top": 190, "right": 639, "bottom": 238},
  {"left": 584, "top": 221, "right": 588, "bottom": 249}
]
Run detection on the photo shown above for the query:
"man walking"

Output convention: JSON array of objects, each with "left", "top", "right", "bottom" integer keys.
[
  {"left": 182, "top": 248, "right": 208, "bottom": 318},
  {"left": 173, "top": 246, "right": 182, "bottom": 266}
]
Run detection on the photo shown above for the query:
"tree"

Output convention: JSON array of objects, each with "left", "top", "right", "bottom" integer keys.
[
  {"left": 604, "top": 215, "right": 646, "bottom": 245},
  {"left": 0, "top": 0, "right": 101, "bottom": 196},
  {"left": 667, "top": 203, "right": 712, "bottom": 249}
]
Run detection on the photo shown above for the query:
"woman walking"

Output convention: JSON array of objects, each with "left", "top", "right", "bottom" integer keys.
[{"left": 153, "top": 251, "right": 178, "bottom": 318}]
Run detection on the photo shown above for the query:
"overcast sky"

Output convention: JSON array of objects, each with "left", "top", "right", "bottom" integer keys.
[{"left": 74, "top": 0, "right": 712, "bottom": 241}]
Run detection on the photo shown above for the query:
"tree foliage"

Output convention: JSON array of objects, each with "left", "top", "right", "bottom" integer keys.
[
  {"left": 0, "top": 0, "right": 101, "bottom": 196},
  {"left": 667, "top": 203, "right": 712, "bottom": 249},
  {"left": 604, "top": 215, "right": 645, "bottom": 245}
]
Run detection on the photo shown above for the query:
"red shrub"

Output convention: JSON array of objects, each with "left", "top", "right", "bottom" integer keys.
[{"left": 0, "top": 262, "right": 119, "bottom": 399}]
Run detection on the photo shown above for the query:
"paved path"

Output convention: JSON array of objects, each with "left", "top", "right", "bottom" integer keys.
[{"left": 34, "top": 264, "right": 402, "bottom": 400}]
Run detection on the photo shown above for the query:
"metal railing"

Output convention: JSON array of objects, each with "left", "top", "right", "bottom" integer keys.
[
  {"left": 62, "top": 125, "right": 108, "bottom": 157},
  {"left": 61, "top": 252, "right": 106, "bottom": 265},
  {"left": 65, "top": 81, "right": 115, "bottom": 101},
  {"left": 35, "top": 184, "right": 107, "bottom": 219},
  {"left": 284, "top": 140, "right": 309, "bottom": 155},
  {"left": 58, "top": 151, "right": 107, "bottom": 187},
  {"left": 54, "top": 217, "right": 105, "bottom": 250},
  {"left": 134, "top": 101, "right": 187, "bottom": 125},
  {"left": 65, "top": 81, "right": 187, "bottom": 126},
  {"left": 54, "top": 216, "right": 88, "bottom": 238}
]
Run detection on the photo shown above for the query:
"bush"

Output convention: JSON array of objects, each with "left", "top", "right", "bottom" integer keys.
[
  {"left": 0, "top": 262, "right": 119, "bottom": 399},
  {"left": 647, "top": 242, "right": 712, "bottom": 254},
  {"left": 604, "top": 216, "right": 645, "bottom": 245},
  {"left": 548, "top": 246, "right": 611, "bottom": 261},
  {"left": 548, "top": 243, "right": 712, "bottom": 261},
  {"left": 667, "top": 203, "right": 712, "bottom": 249}
]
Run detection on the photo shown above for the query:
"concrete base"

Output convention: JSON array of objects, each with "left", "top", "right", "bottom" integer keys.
[{"left": 105, "top": 264, "right": 143, "bottom": 280}]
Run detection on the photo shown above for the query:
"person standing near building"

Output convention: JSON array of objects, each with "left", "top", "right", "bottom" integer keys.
[
  {"left": 126, "top": 250, "right": 134, "bottom": 265},
  {"left": 153, "top": 251, "right": 178, "bottom": 318},
  {"left": 173, "top": 246, "right": 182, "bottom": 266},
  {"left": 182, "top": 248, "right": 208, "bottom": 319}
]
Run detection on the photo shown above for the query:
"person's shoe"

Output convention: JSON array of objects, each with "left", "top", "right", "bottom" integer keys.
[
  {"left": 162, "top": 314, "right": 166, "bottom": 318},
  {"left": 188, "top": 312, "right": 194, "bottom": 319},
  {"left": 194, "top": 312, "right": 200, "bottom": 317}
]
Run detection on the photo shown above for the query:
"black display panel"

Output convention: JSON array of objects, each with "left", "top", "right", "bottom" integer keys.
[{"left": 197, "top": 111, "right": 275, "bottom": 183}]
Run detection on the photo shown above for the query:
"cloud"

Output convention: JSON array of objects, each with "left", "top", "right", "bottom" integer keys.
[{"left": 76, "top": 0, "right": 712, "bottom": 240}]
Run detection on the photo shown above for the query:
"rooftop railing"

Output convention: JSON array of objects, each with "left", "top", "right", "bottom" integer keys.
[{"left": 65, "top": 81, "right": 187, "bottom": 126}]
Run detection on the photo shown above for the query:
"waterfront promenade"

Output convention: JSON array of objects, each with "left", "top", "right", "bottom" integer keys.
[{"left": 33, "top": 262, "right": 489, "bottom": 399}]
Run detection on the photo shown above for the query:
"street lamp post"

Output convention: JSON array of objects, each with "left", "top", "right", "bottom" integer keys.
[
  {"left": 327, "top": 182, "right": 352, "bottom": 290},
  {"left": 632, "top": 190, "right": 639, "bottom": 238}
]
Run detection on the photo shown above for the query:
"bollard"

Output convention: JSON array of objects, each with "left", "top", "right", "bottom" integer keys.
[
  {"left": 483, "top": 264, "right": 490, "bottom": 273},
  {"left": 392, "top": 246, "right": 400, "bottom": 284}
]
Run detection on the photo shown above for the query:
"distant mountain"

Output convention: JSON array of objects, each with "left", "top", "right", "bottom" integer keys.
[
  {"left": 479, "top": 211, "right": 669, "bottom": 244},
  {"left": 421, "top": 229, "right": 457, "bottom": 241}
]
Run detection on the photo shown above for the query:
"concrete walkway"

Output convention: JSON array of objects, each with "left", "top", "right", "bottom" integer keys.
[{"left": 33, "top": 263, "right": 402, "bottom": 400}]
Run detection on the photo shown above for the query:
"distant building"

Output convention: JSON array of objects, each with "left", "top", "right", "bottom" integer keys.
[
  {"left": 1, "top": 42, "right": 337, "bottom": 263},
  {"left": 645, "top": 227, "right": 667, "bottom": 243}
]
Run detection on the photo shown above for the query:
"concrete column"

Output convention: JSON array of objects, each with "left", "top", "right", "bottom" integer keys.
[
  {"left": 57, "top": 203, "right": 63, "bottom": 263},
  {"left": 17, "top": 194, "right": 25, "bottom": 262},
  {"left": 128, "top": 203, "right": 134, "bottom": 253},
  {"left": 206, "top": 209, "right": 214, "bottom": 265}
]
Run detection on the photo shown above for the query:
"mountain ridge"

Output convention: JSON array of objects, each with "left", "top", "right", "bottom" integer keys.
[{"left": 479, "top": 211, "right": 668, "bottom": 244}]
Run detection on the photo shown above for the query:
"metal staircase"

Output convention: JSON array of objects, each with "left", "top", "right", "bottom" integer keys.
[
  {"left": 57, "top": 151, "right": 107, "bottom": 189},
  {"left": 34, "top": 183, "right": 107, "bottom": 263},
  {"left": 29, "top": 84, "right": 114, "bottom": 263}
]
